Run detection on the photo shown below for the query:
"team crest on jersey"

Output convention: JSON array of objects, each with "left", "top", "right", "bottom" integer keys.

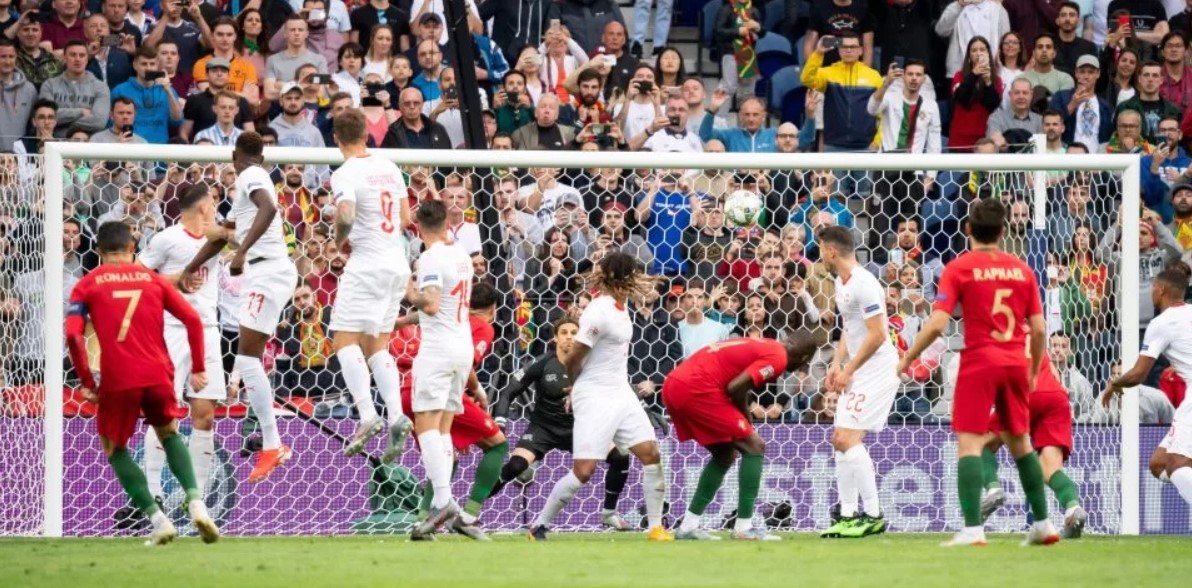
[
  {"left": 476, "top": 341, "right": 488, "bottom": 355},
  {"left": 587, "top": 326, "right": 599, "bottom": 337},
  {"left": 759, "top": 366, "right": 774, "bottom": 380},
  {"left": 839, "top": 292, "right": 852, "bottom": 305}
]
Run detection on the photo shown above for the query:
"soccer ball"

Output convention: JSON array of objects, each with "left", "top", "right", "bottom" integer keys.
[{"left": 724, "top": 190, "right": 763, "bottom": 227}]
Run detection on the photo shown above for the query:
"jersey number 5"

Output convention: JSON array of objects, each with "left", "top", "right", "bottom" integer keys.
[
  {"left": 380, "top": 191, "right": 396, "bottom": 234},
  {"left": 451, "top": 281, "right": 471, "bottom": 323},
  {"left": 990, "top": 288, "right": 1015, "bottom": 342},
  {"left": 112, "top": 289, "right": 143, "bottom": 342}
]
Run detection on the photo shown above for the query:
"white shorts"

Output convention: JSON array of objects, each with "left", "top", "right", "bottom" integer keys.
[
  {"left": 238, "top": 259, "right": 298, "bottom": 336},
  {"left": 571, "top": 391, "right": 657, "bottom": 460},
  {"left": 165, "top": 324, "right": 227, "bottom": 402},
  {"left": 411, "top": 351, "right": 471, "bottom": 413},
  {"left": 834, "top": 357, "right": 900, "bottom": 433},
  {"left": 1159, "top": 402, "right": 1192, "bottom": 458},
  {"left": 329, "top": 260, "right": 409, "bottom": 336}
]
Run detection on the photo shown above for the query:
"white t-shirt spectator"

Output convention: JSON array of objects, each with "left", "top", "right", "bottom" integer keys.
[
  {"left": 616, "top": 100, "right": 658, "bottom": 144},
  {"left": 643, "top": 128, "right": 703, "bottom": 153},
  {"left": 518, "top": 181, "right": 584, "bottom": 228},
  {"left": 447, "top": 221, "right": 483, "bottom": 255}
]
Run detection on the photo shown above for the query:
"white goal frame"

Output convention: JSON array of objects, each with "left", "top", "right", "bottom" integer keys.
[{"left": 40, "top": 142, "right": 1142, "bottom": 537}]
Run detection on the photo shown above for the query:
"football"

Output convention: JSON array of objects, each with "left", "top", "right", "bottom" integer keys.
[{"left": 725, "top": 190, "right": 763, "bottom": 227}]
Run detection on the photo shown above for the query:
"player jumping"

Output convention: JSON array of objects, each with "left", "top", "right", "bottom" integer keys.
[
  {"left": 528, "top": 251, "right": 673, "bottom": 542},
  {"left": 980, "top": 352, "right": 1088, "bottom": 538},
  {"left": 1105, "top": 268, "right": 1192, "bottom": 510},
  {"left": 182, "top": 131, "right": 298, "bottom": 483},
  {"left": 667, "top": 334, "right": 817, "bottom": 541},
  {"left": 489, "top": 318, "right": 636, "bottom": 532},
  {"left": 818, "top": 226, "right": 901, "bottom": 539},
  {"left": 327, "top": 109, "right": 415, "bottom": 459},
  {"left": 393, "top": 282, "right": 508, "bottom": 541},
  {"left": 407, "top": 200, "right": 477, "bottom": 535},
  {"left": 138, "top": 185, "right": 229, "bottom": 505},
  {"left": 900, "top": 198, "right": 1059, "bottom": 547},
  {"left": 67, "top": 221, "right": 220, "bottom": 545}
]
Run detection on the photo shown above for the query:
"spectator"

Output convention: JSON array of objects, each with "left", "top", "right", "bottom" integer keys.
[
  {"left": 271, "top": 82, "right": 326, "bottom": 148},
  {"left": 383, "top": 54, "right": 413, "bottom": 104},
  {"left": 869, "top": 216, "right": 945, "bottom": 300},
  {"left": 614, "top": 63, "right": 662, "bottom": 140},
  {"left": 524, "top": 226, "right": 577, "bottom": 305},
  {"left": 493, "top": 70, "right": 534, "bottom": 133},
  {"left": 987, "top": 77, "right": 1041, "bottom": 151},
  {"left": 591, "top": 20, "right": 636, "bottom": 94},
  {"left": 1143, "top": 117, "right": 1191, "bottom": 220},
  {"left": 329, "top": 42, "right": 364, "bottom": 105},
  {"left": 654, "top": 46, "right": 685, "bottom": 91},
  {"left": 480, "top": 0, "right": 549, "bottom": 64},
  {"left": 269, "top": 0, "right": 342, "bottom": 74},
  {"left": 39, "top": 40, "right": 109, "bottom": 136},
  {"left": 803, "top": 0, "right": 875, "bottom": 67},
  {"left": 802, "top": 33, "right": 880, "bottom": 161},
  {"left": 443, "top": 184, "right": 482, "bottom": 255},
  {"left": 682, "top": 77, "right": 720, "bottom": 136},
  {"left": 1049, "top": 332, "right": 1096, "bottom": 420},
  {"left": 1171, "top": 184, "right": 1192, "bottom": 251},
  {"left": 512, "top": 92, "right": 574, "bottom": 150},
  {"left": 1117, "top": 61, "right": 1181, "bottom": 146},
  {"left": 935, "top": 0, "right": 1011, "bottom": 78},
  {"left": 155, "top": 39, "right": 192, "bottom": 100},
  {"left": 42, "top": 0, "right": 86, "bottom": 51},
  {"left": 700, "top": 95, "right": 775, "bottom": 152},
  {"left": 510, "top": 44, "right": 548, "bottom": 104},
  {"left": 349, "top": 0, "right": 410, "bottom": 55},
  {"left": 1160, "top": 32, "right": 1192, "bottom": 115},
  {"left": 1105, "top": 108, "right": 1152, "bottom": 153},
  {"left": 83, "top": 13, "right": 132, "bottom": 89},
  {"left": 266, "top": 16, "right": 329, "bottom": 95},
  {"left": 276, "top": 281, "right": 339, "bottom": 397},
  {"left": 549, "top": 0, "right": 623, "bottom": 56},
  {"left": 518, "top": 166, "right": 582, "bottom": 228},
  {"left": 426, "top": 66, "right": 488, "bottom": 148},
  {"left": 111, "top": 45, "right": 182, "bottom": 144},
  {"left": 950, "top": 36, "right": 1002, "bottom": 152},
  {"left": 1050, "top": 54, "right": 1113, "bottom": 150},
  {"left": 88, "top": 96, "right": 145, "bottom": 144},
  {"left": 1107, "top": 0, "right": 1170, "bottom": 47},
  {"left": 194, "top": 90, "right": 244, "bottom": 146},
  {"left": 411, "top": 38, "right": 443, "bottom": 101},
  {"left": 713, "top": 0, "right": 761, "bottom": 107},
  {"left": 628, "top": 283, "right": 683, "bottom": 409},
  {"left": 1054, "top": 1, "right": 1096, "bottom": 76},
  {"left": 635, "top": 171, "right": 703, "bottom": 275},
  {"left": 563, "top": 64, "right": 605, "bottom": 124},
  {"left": 492, "top": 175, "right": 541, "bottom": 282},
  {"left": 1173, "top": 0, "right": 1192, "bottom": 39},
  {"left": 1049, "top": 181, "right": 1106, "bottom": 250},
  {"left": 1002, "top": 198, "right": 1030, "bottom": 259},
  {"left": 629, "top": 94, "right": 700, "bottom": 152},
  {"left": 871, "top": 0, "right": 935, "bottom": 74},
  {"left": 1003, "top": 0, "right": 1060, "bottom": 51},
  {"left": 540, "top": 24, "right": 585, "bottom": 102},
  {"left": 195, "top": 17, "right": 259, "bottom": 99},
  {"left": 1099, "top": 46, "right": 1138, "bottom": 109},
  {"left": 790, "top": 170, "right": 854, "bottom": 255},
  {"left": 144, "top": 0, "right": 212, "bottom": 73},
  {"left": 358, "top": 24, "right": 394, "bottom": 82},
  {"left": 593, "top": 201, "right": 650, "bottom": 267},
  {"left": 677, "top": 284, "right": 733, "bottom": 358},
  {"left": 236, "top": 8, "right": 270, "bottom": 87},
  {"left": 381, "top": 87, "right": 450, "bottom": 148},
  {"left": 11, "top": 99, "right": 55, "bottom": 186},
  {"left": 14, "top": 18, "right": 65, "bottom": 89},
  {"left": 1022, "top": 32, "right": 1074, "bottom": 93},
  {"left": 180, "top": 57, "right": 255, "bottom": 142},
  {"left": 276, "top": 163, "right": 317, "bottom": 237},
  {"left": 124, "top": 0, "right": 156, "bottom": 37},
  {"left": 1097, "top": 209, "right": 1182, "bottom": 337},
  {"left": 997, "top": 31, "right": 1027, "bottom": 102},
  {"left": 408, "top": 0, "right": 481, "bottom": 46},
  {"left": 0, "top": 39, "right": 35, "bottom": 153},
  {"left": 306, "top": 240, "right": 343, "bottom": 305}
]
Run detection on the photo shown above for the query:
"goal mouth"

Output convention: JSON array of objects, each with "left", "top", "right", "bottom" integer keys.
[{"left": 4, "top": 142, "right": 1146, "bottom": 537}]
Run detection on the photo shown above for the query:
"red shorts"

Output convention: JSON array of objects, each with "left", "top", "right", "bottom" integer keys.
[
  {"left": 953, "top": 364, "right": 1030, "bottom": 436},
  {"left": 988, "top": 390, "right": 1073, "bottom": 459},
  {"left": 97, "top": 384, "right": 185, "bottom": 448},
  {"left": 662, "top": 376, "right": 753, "bottom": 446},
  {"left": 400, "top": 387, "right": 500, "bottom": 452}
]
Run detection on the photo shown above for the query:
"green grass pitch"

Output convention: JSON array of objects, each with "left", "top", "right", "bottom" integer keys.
[{"left": 2, "top": 533, "right": 1190, "bottom": 588}]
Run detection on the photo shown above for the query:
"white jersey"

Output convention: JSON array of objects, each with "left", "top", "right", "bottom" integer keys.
[
  {"left": 217, "top": 258, "right": 243, "bottom": 332},
  {"left": 1142, "top": 304, "right": 1192, "bottom": 417},
  {"left": 139, "top": 224, "right": 218, "bottom": 327},
  {"left": 834, "top": 266, "right": 898, "bottom": 369},
  {"left": 572, "top": 295, "right": 634, "bottom": 401},
  {"left": 415, "top": 240, "right": 474, "bottom": 355},
  {"left": 231, "top": 165, "right": 288, "bottom": 261},
  {"left": 330, "top": 155, "right": 411, "bottom": 270}
]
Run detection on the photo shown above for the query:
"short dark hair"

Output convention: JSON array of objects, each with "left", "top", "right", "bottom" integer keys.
[
  {"left": 577, "top": 68, "right": 603, "bottom": 86},
  {"left": 967, "top": 198, "right": 1007, "bottom": 244},
  {"left": 553, "top": 316, "right": 579, "bottom": 336},
  {"left": 134, "top": 44, "right": 157, "bottom": 61},
  {"left": 818, "top": 226, "right": 855, "bottom": 253},
  {"left": 903, "top": 58, "right": 926, "bottom": 72},
  {"left": 469, "top": 280, "right": 498, "bottom": 310},
  {"left": 32, "top": 98, "right": 57, "bottom": 114},
  {"left": 1034, "top": 31, "right": 1056, "bottom": 48},
  {"left": 63, "top": 39, "right": 87, "bottom": 52},
  {"left": 179, "top": 183, "right": 210, "bottom": 211},
  {"left": 235, "top": 131, "right": 265, "bottom": 157},
  {"left": 0, "top": 38, "right": 15, "bottom": 50},
  {"left": 112, "top": 96, "right": 136, "bottom": 109},
  {"left": 416, "top": 199, "right": 448, "bottom": 231},
  {"left": 1068, "top": 142, "right": 1091, "bottom": 152},
  {"left": 1161, "top": 31, "right": 1188, "bottom": 50},
  {"left": 502, "top": 70, "right": 525, "bottom": 86},
  {"left": 1156, "top": 268, "right": 1189, "bottom": 298},
  {"left": 1042, "top": 108, "right": 1064, "bottom": 121},
  {"left": 332, "top": 108, "right": 368, "bottom": 145},
  {"left": 337, "top": 41, "right": 364, "bottom": 62},
  {"left": 258, "top": 126, "right": 278, "bottom": 142},
  {"left": 96, "top": 221, "right": 134, "bottom": 254},
  {"left": 1140, "top": 60, "right": 1163, "bottom": 74},
  {"left": 1058, "top": 1, "right": 1080, "bottom": 14}
]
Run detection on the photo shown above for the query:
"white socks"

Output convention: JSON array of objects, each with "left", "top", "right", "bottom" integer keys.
[
  {"left": 679, "top": 510, "right": 701, "bottom": 532},
  {"left": 143, "top": 427, "right": 165, "bottom": 498},
  {"left": 367, "top": 351, "right": 404, "bottom": 426},
  {"left": 835, "top": 450, "right": 859, "bottom": 517},
  {"left": 536, "top": 471, "right": 584, "bottom": 528},
  {"left": 235, "top": 355, "right": 280, "bottom": 450},
  {"left": 338, "top": 345, "right": 378, "bottom": 422},
  {"left": 643, "top": 463, "right": 666, "bottom": 529},
  {"left": 189, "top": 428, "right": 215, "bottom": 496},
  {"left": 1171, "top": 467, "right": 1192, "bottom": 506},
  {"left": 418, "top": 430, "right": 453, "bottom": 509},
  {"left": 848, "top": 444, "right": 881, "bottom": 517}
]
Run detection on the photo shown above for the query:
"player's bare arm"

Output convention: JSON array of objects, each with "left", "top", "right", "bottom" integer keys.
[
  {"left": 898, "top": 309, "right": 950, "bottom": 375},
  {"left": 466, "top": 369, "right": 488, "bottom": 410},
  {"left": 563, "top": 341, "right": 591, "bottom": 385},
  {"left": 1102, "top": 355, "right": 1156, "bottom": 407},
  {"left": 407, "top": 284, "right": 442, "bottom": 315},
  {"left": 393, "top": 313, "right": 421, "bottom": 330},
  {"left": 726, "top": 372, "right": 758, "bottom": 417},
  {"left": 826, "top": 328, "right": 850, "bottom": 392},
  {"left": 180, "top": 221, "right": 233, "bottom": 292},
  {"left": 835, "top": 314, "right": 886, "bottom": 390},
  {"left": 229, "top": 189, "right": 280, "bottom": 275},
  {"left": 334, "top": 200, "right": 356, "bottom": 249}
]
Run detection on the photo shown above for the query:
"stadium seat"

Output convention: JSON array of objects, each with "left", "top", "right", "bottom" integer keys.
[
  {"left": 756, "top": 32, "right": 792, "bottom": 56},
  {"left": 780, "top": 86, "right": 808, "bottom": 127},
  {"left": 766, "top": 65, "right": 802, "bottom": 115},
  {"left": 697, "top": 0, "right": 722, "bottom": 78}
]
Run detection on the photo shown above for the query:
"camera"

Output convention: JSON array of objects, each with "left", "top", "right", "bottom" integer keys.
[
  {"left": 822, "top": 36, "right": 840, "bottom": 50},
  {"left": 668, "top": 115, "right": 681, "bottom": 127},
  {"left": 365, "top": 82, "right": 384, "bottom": 95},
  {"left": 144, "top": 71, "right": 166, "bottom": 81},
  {"left": 506, "top": 90, "right": 519, "bottom": 104},
  {"left": 308, "top": 8, "right": 325, "bottom": 20},
  {"left": 445, "top": 85, "right": 459, "bottom": 101},
  {"left": 102, "top": 34, "right": 122, "bottom": 48},
  {"left": 590, "top": 123, "right": 606, "bottom": 135},
  {"left": 307, "top": 74, "right": 332, "bottom": 85},
  {"left": 637, "top": 80, "right": 653, "bottom": 93}
]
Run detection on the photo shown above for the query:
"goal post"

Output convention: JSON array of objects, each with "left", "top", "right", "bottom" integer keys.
[{"left": 28, "top": 142, "right": 1142, "bottom": 537}]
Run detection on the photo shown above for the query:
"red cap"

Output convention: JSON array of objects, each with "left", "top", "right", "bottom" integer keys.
[{"left": 602, "top": 201, "right": 628, "bottom": 213}]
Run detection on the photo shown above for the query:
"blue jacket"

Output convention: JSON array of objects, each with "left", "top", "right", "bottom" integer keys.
[
  {"left": 789, "top": 197, "right": 855, "bottom": 253},
  {"left": 1142, "top": 147, "right": 1192, "bottom": 223},
  {"left": 110, "top": 79, "right": 181, "bottom": 144},
  {"left": 87, "top": 50, "right": 134, "bottom": 90},
  {"left": 698, "top": 116, "right": 777, "bottom": 152},
  {"left": 473, "top": 34, "right": 510, "bottom": 88},
  {"left": 1048, "top": 90, "right": 1114, "bottom": 147}
]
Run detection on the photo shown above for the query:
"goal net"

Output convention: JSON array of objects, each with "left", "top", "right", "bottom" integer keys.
[{"left": 1, "top": 142, "right": 1160, "bottom": 537}]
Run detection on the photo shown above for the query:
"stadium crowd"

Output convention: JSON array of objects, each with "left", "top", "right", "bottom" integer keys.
[{"left": 0, "top": 0, "right": 1189, "bottom": 425}]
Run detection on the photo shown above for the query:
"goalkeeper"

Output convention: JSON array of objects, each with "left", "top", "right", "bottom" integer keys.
[{"left": 490, "top": 317, "right": 635, "bottom": 531}]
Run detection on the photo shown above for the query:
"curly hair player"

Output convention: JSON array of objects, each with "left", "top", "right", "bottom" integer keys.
[{"left": 527, "top": 251, "right": 673, "bottom": 541}]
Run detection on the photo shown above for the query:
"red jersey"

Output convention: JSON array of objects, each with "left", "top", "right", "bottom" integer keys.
[
  {"left": 391, "top": 315, "right": 494, "bottom": 387},
  {"left": 934, "top": 250, "right": 1042, "bottom": 368},
  {"left": 1034, "top": 354, "right": 1065, "bottom": 395},
  {"left": 470, "top": 314, "right": 495, "bottom": 367},
  {"left": 66, "top": 264, "right": 205, "bottom": 391},
  {"left": 672, "top": 338, "right": 788, "bottom": 391}
]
